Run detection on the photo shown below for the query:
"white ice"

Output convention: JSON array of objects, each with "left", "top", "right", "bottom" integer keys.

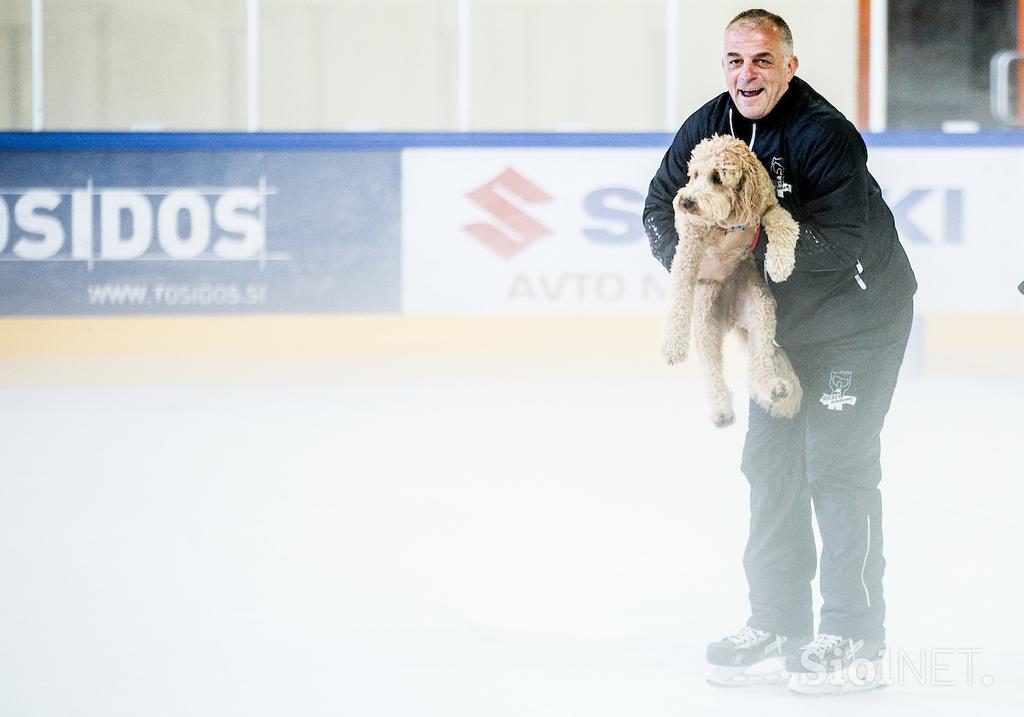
[{"left": 0, "top": 364, "right": 1021, "bottom": 716}]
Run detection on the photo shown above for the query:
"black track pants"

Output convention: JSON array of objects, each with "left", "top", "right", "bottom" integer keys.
[{"left": 741, "top": 300, "right": 914, "bottom": 641}]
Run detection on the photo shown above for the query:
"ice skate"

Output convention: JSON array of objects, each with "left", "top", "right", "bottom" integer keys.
[
  {"left": 787, "top": 634, "right": 886, "bottom": 695},
  {"left": 705, "top": 625, "right": 809, "bottom": 687}
]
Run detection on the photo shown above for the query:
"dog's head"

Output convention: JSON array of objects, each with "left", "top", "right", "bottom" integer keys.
[{"left": 673, "top": 134, "right": 776, "bottom": 228}]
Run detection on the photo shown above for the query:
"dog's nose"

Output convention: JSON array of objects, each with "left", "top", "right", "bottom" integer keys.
[{"left": 681, "top": 198, "right": 696, "bottom": 211}]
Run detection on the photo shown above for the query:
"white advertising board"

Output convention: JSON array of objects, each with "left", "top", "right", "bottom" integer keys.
[
  {"left": 402, "top": 148, "right": 667, "bottom": 315},
  {"left": 867, "top": 147, "right": 1024, "bottom": 313},
  {"left": 402, "top": 145, "right": 1024, "bottom": 315}
]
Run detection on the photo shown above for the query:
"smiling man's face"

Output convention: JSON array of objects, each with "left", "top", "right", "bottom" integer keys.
[{"left": 722, "top": 23, "right": 798, "bottom": 120}]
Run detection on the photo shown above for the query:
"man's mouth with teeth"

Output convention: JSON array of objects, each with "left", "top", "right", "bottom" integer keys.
[{"left": 739, "top": 88, "right": 764, "bottom": 98}]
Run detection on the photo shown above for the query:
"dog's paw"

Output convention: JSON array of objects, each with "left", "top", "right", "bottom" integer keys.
[
  {"left": 770, "top": 378, "right": 791, "bottom": 402},
  {"left": 661, "top": 332, "right": 689, "bottom": 365},
  {"left": 763, "top": 377, "right": 802, "bottom": 419},
  {"left": 765, "top": 243, "right": 795, "bottom": 282},
  {"left": 711, "top": 408, "right": 735, "bottom": 428}
]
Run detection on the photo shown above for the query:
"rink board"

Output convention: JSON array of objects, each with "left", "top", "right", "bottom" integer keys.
[
  {"left": 0, "top": 132, "right": 1021, "bottom": 375},
  {"left": 0, "top": 313, "right": 1017, "bottom": 381}
]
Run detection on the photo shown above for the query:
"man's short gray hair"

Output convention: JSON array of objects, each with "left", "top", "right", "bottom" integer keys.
[{"left": 727, "top": 9, "right": 795, "bottom": 57}]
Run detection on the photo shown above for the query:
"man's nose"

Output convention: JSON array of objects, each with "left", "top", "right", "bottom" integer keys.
[{"left": 740, "top": 62, "right": 757, "bottom": 80}]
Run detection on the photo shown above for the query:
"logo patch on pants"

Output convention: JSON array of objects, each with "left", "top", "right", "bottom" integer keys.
[{"left": 820, "top": 371, "right": 857, "bottom": 411}]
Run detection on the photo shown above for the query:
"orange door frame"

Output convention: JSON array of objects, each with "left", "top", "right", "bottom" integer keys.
[{"left": 857, "top": 0, "right": 871, "bottom": 129}]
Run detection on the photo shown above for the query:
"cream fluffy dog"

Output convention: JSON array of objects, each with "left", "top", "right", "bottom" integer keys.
[{"left": 662, "top": 134, "right": 802, "bottom": 427}]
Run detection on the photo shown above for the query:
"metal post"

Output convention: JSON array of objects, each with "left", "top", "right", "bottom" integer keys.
[
  {"left": 664, "top": 0, "right": 678, "bottom": 130},
  {"left": 991, "top": 50, "right": 1024, "bottom": 126},
  {"left": 458, "top": 0, "right": 471, "bottom": 130},
  {"left": 32, "top": 0, "right": 44, "bottom": 130},
  {"left": 246, "top": 0, "right": 260, "bottom": 132}
]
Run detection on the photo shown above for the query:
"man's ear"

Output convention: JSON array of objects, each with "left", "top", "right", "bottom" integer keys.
[{"left": 786, "top": 55, "right": 799, "bottom": 81}]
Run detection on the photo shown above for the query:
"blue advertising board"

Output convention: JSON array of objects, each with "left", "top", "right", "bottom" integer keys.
[{"left": 0, "top": 138, "right": 401, "bottom": 315}]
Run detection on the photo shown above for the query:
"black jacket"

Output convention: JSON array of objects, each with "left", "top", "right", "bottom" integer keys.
[{"left": 643, "top": 76, "right": 917, "bottom": 348}]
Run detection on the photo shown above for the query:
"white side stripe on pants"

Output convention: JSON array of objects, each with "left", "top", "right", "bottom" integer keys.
[{"left": 860, "top": 514, "right": 872, "bottom": 608}]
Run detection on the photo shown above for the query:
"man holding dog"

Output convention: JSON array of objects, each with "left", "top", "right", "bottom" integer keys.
[{"left": 643, "top": 8, "right": 917, "bottom": 695}]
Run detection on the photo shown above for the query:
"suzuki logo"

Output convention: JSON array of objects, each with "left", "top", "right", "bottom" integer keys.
[{"left": 464, "top": 168, "right": 553, "bottom": 260}]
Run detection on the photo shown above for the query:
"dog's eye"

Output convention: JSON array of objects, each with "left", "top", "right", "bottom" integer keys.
[{"left": 711, "top": 171, "right": 722, "bottom": 185}]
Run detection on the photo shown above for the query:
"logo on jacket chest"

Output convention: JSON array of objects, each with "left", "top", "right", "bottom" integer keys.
[{"left": 770, "top": 157, "right": 792, "bottom": 198}]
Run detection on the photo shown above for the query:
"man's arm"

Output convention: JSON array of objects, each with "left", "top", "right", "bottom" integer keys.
[
  {"left": 782, "top": 119, "right": 871, "bottom": 273},
  {"left": 643, "top": 122, "right": 703, "bottom": 271}
]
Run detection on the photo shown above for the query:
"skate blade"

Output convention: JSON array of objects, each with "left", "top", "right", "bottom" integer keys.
[{"left": 706, "top": 657, "right": 789, "bottom": 687}]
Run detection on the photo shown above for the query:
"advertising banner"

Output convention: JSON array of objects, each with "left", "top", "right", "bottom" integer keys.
[
  {"left": 402, "top": 148, "right": 667, "bottom": 315},
  {"left": 866, "top": 146, "right": 1024, "bottom": 313},
  {"left": 403, "top": 144, "right": 1024, "bottom": 316},
  {"left": 0, "top": 149, "right": 401, "bottom": 315},
  {"left": 3, "top": 135, "right": 1021, "bottom": 318}
]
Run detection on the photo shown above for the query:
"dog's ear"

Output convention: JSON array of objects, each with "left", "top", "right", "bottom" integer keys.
[{"left": 734, "top": 150, "right": 776, "bottom": 225}]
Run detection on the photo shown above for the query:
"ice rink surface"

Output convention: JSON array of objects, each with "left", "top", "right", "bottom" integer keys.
[{"left": 1, "top": 363, "right": 1022, "bottom": 716}]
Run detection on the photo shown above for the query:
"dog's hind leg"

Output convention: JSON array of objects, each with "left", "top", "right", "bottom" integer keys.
[
  {"left": 765, "top": 347, "right": 802, "bottom": 417},
  {"left": 693, "top": 279, "right": 734, "bottom": 427},
  {"left": 736, "top": 264, "right": 800, "bottom": 417}
]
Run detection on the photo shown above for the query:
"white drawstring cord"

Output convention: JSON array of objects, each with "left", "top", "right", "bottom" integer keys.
[{"left": 727, "top": 108, "right": 757, "bottom": 152}]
